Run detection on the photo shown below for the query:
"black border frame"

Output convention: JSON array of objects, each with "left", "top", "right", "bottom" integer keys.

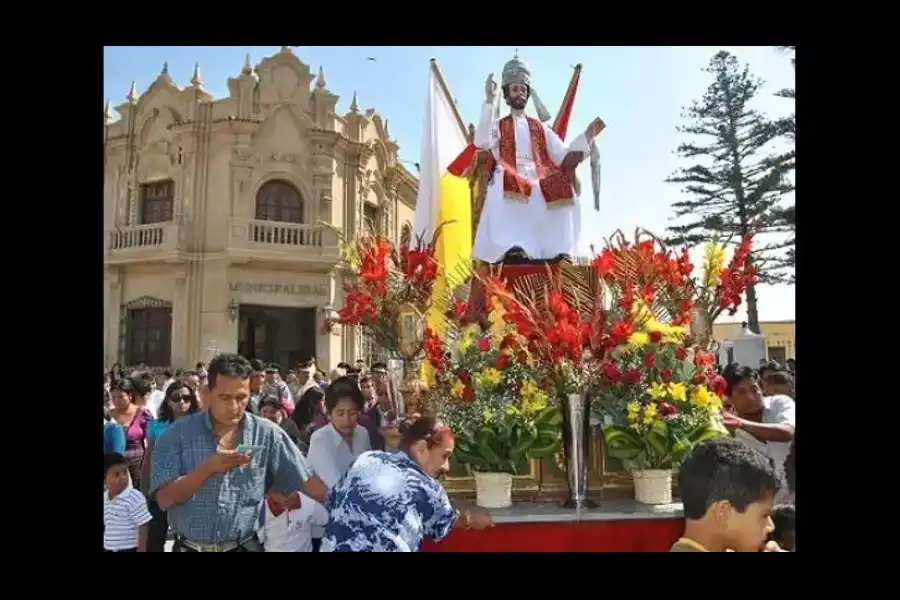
[{"left": 25, "top": 41, "right": 858, "bottom": 574}]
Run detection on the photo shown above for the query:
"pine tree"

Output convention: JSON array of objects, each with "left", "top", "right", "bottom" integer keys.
[
  {"left": 768, "top": 46, "right": 796, "bottom": 280},
  {"left": 666, "top": 50, "right": 795, "bottom": 332}
]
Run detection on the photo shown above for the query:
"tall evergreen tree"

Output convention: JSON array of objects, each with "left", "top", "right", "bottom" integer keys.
[
  {"left": 768, "top": 45, "right": 796, "bottom": 280},
  {"left": 666, "top": 50, "right": 795, "bottom": 332}
]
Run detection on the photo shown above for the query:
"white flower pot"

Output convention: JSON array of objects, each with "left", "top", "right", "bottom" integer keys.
[
  {"left": 632, "top": 469, "right": 673, "bottom": 505},
  {"left": 474, "top": 472, "right": 513, "bottom": 509}
]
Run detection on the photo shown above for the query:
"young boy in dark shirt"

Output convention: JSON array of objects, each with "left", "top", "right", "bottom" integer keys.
[{"left": 671, "top": 438, "right": 781, "bottom": 552}]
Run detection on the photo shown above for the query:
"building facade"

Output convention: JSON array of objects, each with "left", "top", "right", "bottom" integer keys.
[
  {"left": 104, "top": 47, "right": 418, "bottom": 372},
  {"left": 712, "top": 320, "right": 796, "bottom": 364}
]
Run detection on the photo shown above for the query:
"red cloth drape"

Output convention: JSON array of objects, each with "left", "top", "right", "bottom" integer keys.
[{"left": 421, "top": 519, "right": 683, "bottom": 552}]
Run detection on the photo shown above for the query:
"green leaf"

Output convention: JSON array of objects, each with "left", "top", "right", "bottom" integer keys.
[
  {"left": 454, "top": 448, "right": 489, "bottom": 470},
  {"left": 534, "top": 406, "right": 563, "bottom": 427},
  {"left": 647, "top": 422, "right": 669, "bottom": 458}
]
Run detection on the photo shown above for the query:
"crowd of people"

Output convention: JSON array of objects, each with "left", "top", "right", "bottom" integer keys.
[{"left": 102, "top": 352, "right": 795, "bottom": 553}]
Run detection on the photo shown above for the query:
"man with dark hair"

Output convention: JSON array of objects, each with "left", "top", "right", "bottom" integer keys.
[
  {"left": 358, "top": 374, "right": 386, "bottom": 451},
  {"left": 262, "top": 363, "right": 294, "bottom": 415},
  {"left": 151, "top": 353, "right": 327, "bottom": 553},
  {"left": 673, "top": 438, "right": 780, "bottom": 552},
  {"left": 721, "top": 363, "right": 795, "bottom": 502},
  {"left": 764, "top": 370, "right": 794, "bottom": 399},
  {"left": 247, "top": 359, "right": 266, "bottom": 414}
]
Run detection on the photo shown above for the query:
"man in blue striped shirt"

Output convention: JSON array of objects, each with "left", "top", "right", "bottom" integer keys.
[{"left": 150, "top": 353, "right": 327, "bottom": 552}]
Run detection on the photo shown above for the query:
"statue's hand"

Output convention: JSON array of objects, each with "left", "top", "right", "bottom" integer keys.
[
  {"left": 585, "top": 117, "right": 606, "bottom": 141},
  {"left": 485, "top": 73, "right": 497, "bottom": 102},
  {"left": 561, "top": 151, "right": 585, "bottom": 171}
]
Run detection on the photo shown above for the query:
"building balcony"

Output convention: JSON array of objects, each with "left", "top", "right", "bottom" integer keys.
[
  {"left": 105, "top": 222, "right": 182, "bottom": 264},
  {"left": 228, "top": 219, "right": 340, "bottom": 265}
]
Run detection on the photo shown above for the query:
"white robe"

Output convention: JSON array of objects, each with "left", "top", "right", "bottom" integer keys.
[{"left": 472, "top": 102, "right": 591, "bottom": 263}]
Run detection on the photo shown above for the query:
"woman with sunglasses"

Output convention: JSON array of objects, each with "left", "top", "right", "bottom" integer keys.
[{"left": 141, "top": 377, "right": 200, "bottom": 552}]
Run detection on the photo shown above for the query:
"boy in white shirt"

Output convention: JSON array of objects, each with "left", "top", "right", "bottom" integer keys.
[
  {"left": 258, "top": 490, "right": 329, "bottom": 552},
  {"left": 103, "top": 453, "right": 152, "bottom": 552}
]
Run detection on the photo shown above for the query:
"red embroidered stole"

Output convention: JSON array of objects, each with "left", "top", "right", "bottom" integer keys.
[{"left": 497, "top": 115, "right": 574, "bottom": 206}]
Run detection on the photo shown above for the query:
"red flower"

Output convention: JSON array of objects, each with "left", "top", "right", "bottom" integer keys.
[
  {"left": 497, "top": 353, "right": 511, "bottom": 370},
  {"left": 692, "top": 373, "right": 708, "bottom": 386},
  {"left": 659, "top": 402, "right": 677, "bottom": 416},
  {"left": 709, "top": 375, "right": 727, "bottom": 396},
  {"left": 461, "top": 386, "right": 475, "bottom": 402},
  {"left": 610, "top": 321, "right": 633, "bottom": 345},
  {"left": 601, "top": 360, "right": 622, "bottom": 384},
  {"left": 643, "top": 352, "right": 657, "bottom": 368},
  {"left": 477, "top": 338, "right": 491, "bottom": 352},
  {"left": 648, "top": 330, "right": 663, "bottom": 343},
  {"left": 452, "top": 299, "right": 468, "bottom": 319},
  {"left": 457, "top": 369, "right": 471, "bottom": 386},
  {"left": 623, "top": 368, "right": 642, "bottom": 384},
  {"left": 694, "top": 350, "right": 715, "bottom": 367},
  {"left": 675, "top": 347, "right": 687, "bottom": 360},
  {"left": 516, "top": 350, "right": 529, "bottom": 365},
  {"left": 659, "top": 368, "right": 673, "bottom": 383}
]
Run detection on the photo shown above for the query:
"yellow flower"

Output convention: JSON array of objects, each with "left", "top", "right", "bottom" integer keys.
[
  {"left": 643, "top": 402, "right": 659, "bottom": 423},
  {"left": 457, "top": 324, "right": 479, "bottom": 352},
  {"left": 628, "top": 331, "right": 649, "bottom": 348},
  {"left": 691, "top": 386, "right": 712, "bottom": 408},
  {"left": 482, "top": 408, "right": 494, "bottom": 422},
  {"left": 477, "top": 368, "right": 502, "bottom": 388},
  {"left": 667, "top": 382, "right": 687, "bottom": 403},
  {"left": 626, "top": 401, "right": 641, "bottom": 423},
  {"left": 644, "top": 318, "right": 688, "bottom": 343},
  {"left": 450, "top": 380, "right": 465, "bottom": 399},
  {"left": 702, "top": 242, "right": 727, "bottom": 288},
  {"left": 505, "top": 405, "right": 520, "bottom": 416},
  {"left": 649, "top": 382, "right": 668, "bottom": 400},
  {"left": 524, "top": 394, "right": 548, "bottom": 414}
]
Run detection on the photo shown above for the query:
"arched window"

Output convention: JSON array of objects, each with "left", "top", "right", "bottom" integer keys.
[{"left": 255, "top": 180, "right": 304, "bottom": 223}]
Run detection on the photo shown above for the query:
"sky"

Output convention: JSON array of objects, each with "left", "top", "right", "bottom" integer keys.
[{"left": 103, "top": 45, "right": 795, "bottom": 324}]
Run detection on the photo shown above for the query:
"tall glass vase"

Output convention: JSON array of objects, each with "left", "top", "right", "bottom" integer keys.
[{"left": 561, "top": 392, "right": 597, "bottom": 509}]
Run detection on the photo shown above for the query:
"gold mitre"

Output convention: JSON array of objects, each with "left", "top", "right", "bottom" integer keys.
[{"left": 501, "top": 53, "right": 531, "bottom": 88}]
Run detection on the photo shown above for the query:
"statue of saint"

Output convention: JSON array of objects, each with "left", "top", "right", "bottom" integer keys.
[{"left": 473, "top": 55, "right": 605, "bottom": 264}]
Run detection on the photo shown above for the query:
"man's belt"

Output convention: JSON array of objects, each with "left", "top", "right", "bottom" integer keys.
[{"left": 178, "top": 533, "right": 256, "bottom": 553}]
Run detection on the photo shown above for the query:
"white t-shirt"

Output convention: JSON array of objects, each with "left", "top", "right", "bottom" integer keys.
[
  {"left": 103, "top": 487, "right": 152, "bottom": 551},
  {"left": 307, "top": 424, "right": 371, "bottom": 539},
  {"left": 735, "top": 394, "right": 795, "bottom": 501},
  {"left": 258, "top": 492, "right": 329, "bottom": 552},
  {"left": 146, "top": 390, "right": 165, "bottom": 419}
]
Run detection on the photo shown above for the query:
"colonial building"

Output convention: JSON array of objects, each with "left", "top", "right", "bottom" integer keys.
[{"left": 104, "top": 47, "right": 418, "bottom": 372}]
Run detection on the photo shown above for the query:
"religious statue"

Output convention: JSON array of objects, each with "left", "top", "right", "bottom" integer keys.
[{"left": 472, "top": 54, "right": 605, "bottom": 264}]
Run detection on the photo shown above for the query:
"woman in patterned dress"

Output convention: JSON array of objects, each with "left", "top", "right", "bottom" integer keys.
[{"left": 320, "top": 415, "right": 493, "bottom": 552}]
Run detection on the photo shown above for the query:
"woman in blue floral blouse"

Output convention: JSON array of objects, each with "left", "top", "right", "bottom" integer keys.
[{"left": 320, "top": 415, "right": 493, "bottom": 552}]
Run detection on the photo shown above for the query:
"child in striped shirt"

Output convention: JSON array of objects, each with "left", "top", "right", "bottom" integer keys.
[{"left": 104, "top": 453, "right": 152, "bottom": 552}]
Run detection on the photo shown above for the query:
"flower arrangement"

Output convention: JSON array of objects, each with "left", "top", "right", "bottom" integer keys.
[
  {"left": 595, "top": 326, "right": 729, "bottom": 470},
  {"left": 425, "top": 306, "right": 562, "bottom": 474},
  {"left": 322, "top": 224, "right": 443, "bottom": 357},
  {"left": 476, "top": 229, "right": 754, "bottom": 473},
  {"left": 691, "top": 235, "right": 758, "bottom": 346}
]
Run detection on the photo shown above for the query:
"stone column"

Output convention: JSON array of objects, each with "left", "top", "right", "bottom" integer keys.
[
  {"left": 105, "top": 270, "right": 123, "bottom": 366},
  {"left": 171, "top": 268, "right": 189, "bottom": 368}
]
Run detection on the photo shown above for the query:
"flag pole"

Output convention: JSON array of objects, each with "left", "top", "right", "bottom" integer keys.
[{"left": 428, "top": 58, "right": 468, "bottom": 140}]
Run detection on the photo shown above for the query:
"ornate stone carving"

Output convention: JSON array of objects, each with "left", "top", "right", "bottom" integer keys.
[{"left": 233, "top": 147, "right": 253, "bottom": 162}]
